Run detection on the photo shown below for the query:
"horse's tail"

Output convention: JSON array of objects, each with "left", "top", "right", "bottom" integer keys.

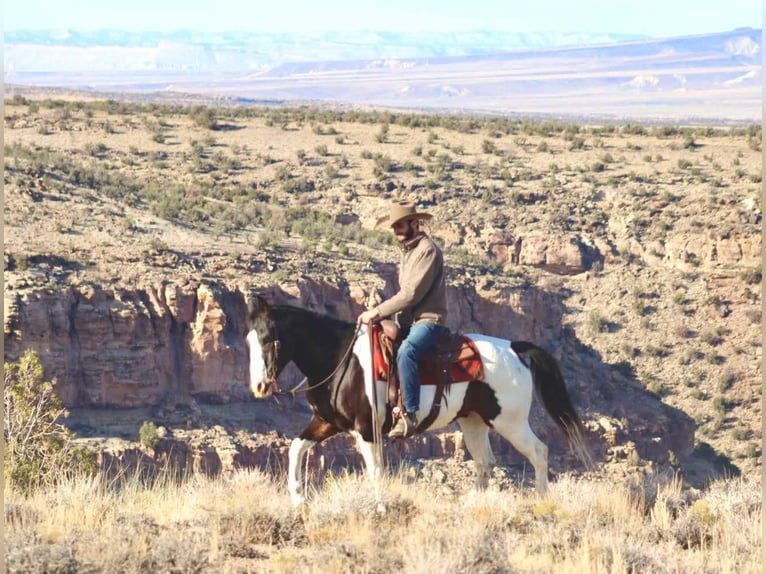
[{"left": 511, "top": 341, "right": 595, "bottom": 470}]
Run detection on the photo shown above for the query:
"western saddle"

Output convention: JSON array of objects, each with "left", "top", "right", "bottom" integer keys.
[{"left": 369, "top": 319, "right": 484, "bottom": 433}]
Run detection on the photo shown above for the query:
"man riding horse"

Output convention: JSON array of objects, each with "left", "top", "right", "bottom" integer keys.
[{"left": 357, "top": 201, "right": 449, "bottom": 439}]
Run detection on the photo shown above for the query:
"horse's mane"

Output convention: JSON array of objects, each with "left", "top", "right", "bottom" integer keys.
[{"left": 271, "top": 304, "right": 354, "bottom": 331}]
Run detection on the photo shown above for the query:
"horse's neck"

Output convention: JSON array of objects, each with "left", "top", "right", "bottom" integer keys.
[{"left": 275, "top": 306, "right": 353, "bottom": 378}]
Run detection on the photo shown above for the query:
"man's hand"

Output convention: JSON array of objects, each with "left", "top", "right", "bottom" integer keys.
[{"left": 357, "top": 308, "right": 381, "bottom": 324}]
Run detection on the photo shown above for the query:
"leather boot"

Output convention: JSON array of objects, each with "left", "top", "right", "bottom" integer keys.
[{"left": 388, "top": 412, "right": 417, "bottom": 439}]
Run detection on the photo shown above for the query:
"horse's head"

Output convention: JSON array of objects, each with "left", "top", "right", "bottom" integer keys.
[{"left": 246, "top": 295, "right": 280, "bottom": 398}]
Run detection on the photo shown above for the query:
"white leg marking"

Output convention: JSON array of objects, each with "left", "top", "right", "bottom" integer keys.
[
  {"left": 351, "top": 431, "right": 382, "bottom": 481},
  {"left": 352, "top": 430, "right": 386, "bottom": 513},
  {"left": 494, "top": 419, "right": 549, "bottom": 494},
  {"left": 458, "top": 412, "right": 496, "bottom": 490},
  {"left": 288, "top": 437, "right": 315, "bottom": 506}
]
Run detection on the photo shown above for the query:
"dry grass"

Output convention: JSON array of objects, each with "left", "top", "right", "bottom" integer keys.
[{"left": 4, "top": 466, "right": 761, "bottom": 573}]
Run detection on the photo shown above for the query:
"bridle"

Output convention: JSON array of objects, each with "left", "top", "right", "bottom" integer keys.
[{"left": 261, "top": 335, "right": 282, "bottom": 394}]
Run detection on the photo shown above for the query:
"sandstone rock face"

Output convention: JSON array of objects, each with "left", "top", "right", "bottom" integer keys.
[
  {"left": 484, "top": 232, "right": 604, "bottom": 275},
  {"left": 664, "top": 232, "right": 761, "bottom": 270},
  {"left": 4, "top": 280, "right": 252, "bottom": 407},
  {"left": 516, "top": 234, "right": 604, "bottom": 274}
]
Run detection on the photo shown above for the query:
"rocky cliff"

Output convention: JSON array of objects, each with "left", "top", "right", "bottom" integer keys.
[{"left": 4, "top": 266, "right": 696, "bottom": 471}]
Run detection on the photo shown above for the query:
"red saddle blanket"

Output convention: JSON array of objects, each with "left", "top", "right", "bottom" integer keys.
[{"left": 370, "top": 323, "right": 484, "bottom": 385}]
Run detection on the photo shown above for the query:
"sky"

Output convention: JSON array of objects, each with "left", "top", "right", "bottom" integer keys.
[{"left": 3, "top": 0, "right": 762, "bottom": 38}]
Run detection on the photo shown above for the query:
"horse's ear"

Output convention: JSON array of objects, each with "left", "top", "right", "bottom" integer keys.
[{"left": 248, "top": 295, "right": 269, "bottom": 321}]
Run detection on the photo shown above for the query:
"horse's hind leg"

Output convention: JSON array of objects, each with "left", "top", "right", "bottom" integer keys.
[
  {"left": 458, "top": 412, "right": 496, "bottom": 490},
  {"left": 289, "top": 417, "right": 339, "bottom": 507},
  {"left": 493, "top": 417, "right": 549, "bottom": 494}
]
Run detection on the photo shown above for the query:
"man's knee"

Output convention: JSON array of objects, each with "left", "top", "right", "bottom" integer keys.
[{"left": 398, "top": 339, "right": 417, "bottom": 361}]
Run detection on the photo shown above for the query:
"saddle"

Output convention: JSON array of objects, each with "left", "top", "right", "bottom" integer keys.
[{"left": 369, "top": 320, "right": 484, "bottom": 432}]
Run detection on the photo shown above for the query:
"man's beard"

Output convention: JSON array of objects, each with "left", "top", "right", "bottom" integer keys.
[{"left": 396, "top": 222, "right": 417, "bottom": 243}]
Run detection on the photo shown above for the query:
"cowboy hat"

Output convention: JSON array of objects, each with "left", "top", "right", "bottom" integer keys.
[{"left": 375, "top": 201, "right": 433, "bottom": 229}]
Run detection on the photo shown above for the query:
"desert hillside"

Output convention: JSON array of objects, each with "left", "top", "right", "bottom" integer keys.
[{"left": 3, "top": 90, "right": 762, "bottom": 486}]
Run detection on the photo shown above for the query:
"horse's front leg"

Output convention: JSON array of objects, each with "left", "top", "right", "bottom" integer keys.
[
  {"left": 351, "top": 414, "right": 386, "bottom": 513},
  {"left": 351, "top": 431, "right": 384, "bottom": 482},
  {"left": 288, "top": 416, "right": 338, "bottom": 507}
]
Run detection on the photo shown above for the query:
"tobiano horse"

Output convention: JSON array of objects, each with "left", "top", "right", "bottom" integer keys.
[{"left": 246, "top": 295, "right": 593, "bottom": 506}]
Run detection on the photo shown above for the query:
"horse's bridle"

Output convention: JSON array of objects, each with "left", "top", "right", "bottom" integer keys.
[{"left": 262, "top": 335, "right": 281, "bottom": 394}]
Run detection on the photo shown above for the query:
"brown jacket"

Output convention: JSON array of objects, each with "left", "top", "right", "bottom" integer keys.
[{"left": 376, "top": 233, "right": 447, "bottom": 327}]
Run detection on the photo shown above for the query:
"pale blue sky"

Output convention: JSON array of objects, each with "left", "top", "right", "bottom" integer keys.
[{"left": 3, "top": 0, "right": 762, "bottom": 37}]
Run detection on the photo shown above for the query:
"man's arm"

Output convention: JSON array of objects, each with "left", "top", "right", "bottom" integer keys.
[{"left": 375, "top": 246, "right": 440, "bottom": 318}]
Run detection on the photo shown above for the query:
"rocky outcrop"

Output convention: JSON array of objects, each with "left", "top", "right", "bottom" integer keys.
[
  {"left": 482, "top": 226, "right": 760, "bottom": 277},
  {"left": 484, "top": 231, "right": 604, "bottom": 275},
  {"left": 663, "top": 232, "right": 761, "bottom": 270},
  {"left": 4, "top": 279, "right": 252, "bottom": 407}
]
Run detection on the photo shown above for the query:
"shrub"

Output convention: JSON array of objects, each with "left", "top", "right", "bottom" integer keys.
[
  {"left": 738, "top": 266, "right": 761, "bottom": 285},
  {"left": 682, "top": 136, "right": 699, "bottom": 150},
  {"left": 587, "top": 312, "right": 609, "bottom": 333},
  {"left": 481, "top": 139, "right": 496, "bottom": 154},
  {"left": 711, "top": 395, "right": 728, "bottom": 414},
  {"left": 644, "top": 345, "right": 666, "bottom": 358},
  {"left": 4, "top": 350, "right": 96, "bottom": 494},
  {"left": 374, "top": 124, "right": 389, "bottom": 143},
  {"left": 568, "top": 137, "right": 585, "bottom": 151},
  {"left": 191, "top": 106, "right": 217, "bottom": 130},
  {"left": 139, "top": 421, "right": 161, "bottom": 450}
]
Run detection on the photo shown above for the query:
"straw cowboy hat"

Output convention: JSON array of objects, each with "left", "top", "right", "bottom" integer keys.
[{"left": 375, "top": 201, "right": 433, "bottom": 229}]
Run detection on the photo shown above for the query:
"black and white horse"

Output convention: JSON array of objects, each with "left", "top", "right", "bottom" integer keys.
[{"left": 246, "top": 296, "right": 592, "bottom": 506}]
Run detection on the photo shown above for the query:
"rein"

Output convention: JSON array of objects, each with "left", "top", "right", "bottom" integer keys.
[{"left": 274, "top": 323, "right": 363, "bottom": 398}]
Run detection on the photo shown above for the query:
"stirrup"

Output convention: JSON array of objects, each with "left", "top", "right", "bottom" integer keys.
[{"left": 388, "top": 412, "right": 416, "bottom": 439}]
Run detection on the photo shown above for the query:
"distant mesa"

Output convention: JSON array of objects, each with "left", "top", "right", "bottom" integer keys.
[{"left": 3, "top": 27, "right": 761, "bottom": 122}]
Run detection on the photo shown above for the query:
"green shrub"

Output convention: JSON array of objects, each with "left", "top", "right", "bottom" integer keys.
[
  {"left": 374, "top": 124, "right": 389, "bottom": 143},
  {"left": 481, "top": 139, "right": 496, "bottom": 154},
  {"left": 139, "top": 421, "right": 161, "bottom": 450},
  {"left": 4, "top": 350, "right": 96, "bottom": 495},
  {"left": 738, "top": 266, "right": 761, "bottom": 285},
  {"left": 587, "top": 312, "right": 609, "bottom": 333},
  {"left": 711, "top": 395, "right": 728, "bottom": 414},
  {"left": 191, "top": 106, "right": 217, "bottom": 130}
]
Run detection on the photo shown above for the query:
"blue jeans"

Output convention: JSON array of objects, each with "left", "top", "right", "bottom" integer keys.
[{"left": 397, "top": 322, "right": 448, "bottom": 414}]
